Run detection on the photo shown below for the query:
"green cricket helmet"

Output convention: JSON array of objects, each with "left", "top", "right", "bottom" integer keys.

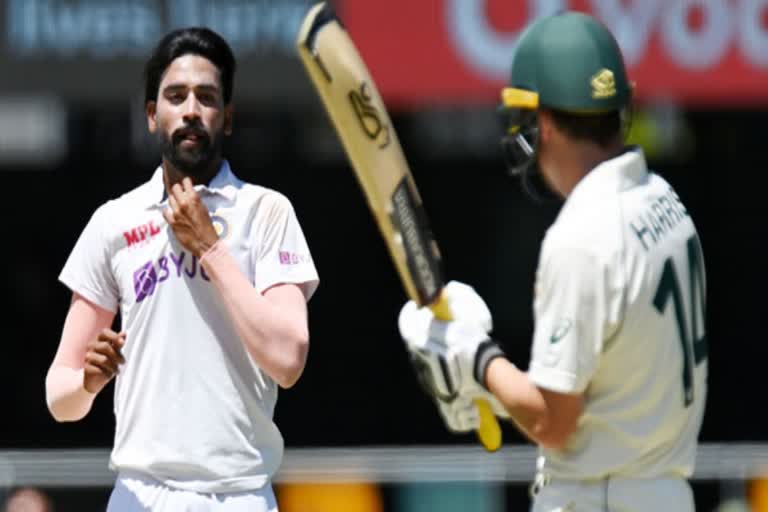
[{"left": 499, "top": 11, "right": 633, "bottom": 175}]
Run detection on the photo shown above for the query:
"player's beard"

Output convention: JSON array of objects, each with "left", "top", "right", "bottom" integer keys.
[{"left": 160, "top": 124, "right": 223, "bottom": 180}]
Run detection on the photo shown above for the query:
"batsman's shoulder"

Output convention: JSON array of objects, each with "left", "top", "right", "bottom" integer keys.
[
  {"left": 544, "top": 200, "right": 623, "bottom": 266},
  {"left": 548, "top": 213, "right": 616, "bottom": 252}
]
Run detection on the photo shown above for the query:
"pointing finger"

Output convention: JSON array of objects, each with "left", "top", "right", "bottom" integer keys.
[
  {"left": 168, "top": 194, "right": 180, "bottom": 214},
  {"left": 171, "top": 182, "right": 185, "bottom": 203},
  {"left": 162, "top": 207, "right": 174, "bottom": 225}
]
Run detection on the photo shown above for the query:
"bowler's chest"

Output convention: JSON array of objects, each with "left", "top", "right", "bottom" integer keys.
[{"left": 107, "top": 206, "right": 253, "bottom": 304}]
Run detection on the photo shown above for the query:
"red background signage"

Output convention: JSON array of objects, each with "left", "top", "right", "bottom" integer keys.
[{"left": 339, "top": 0, "right": 768, "bottom": 107}]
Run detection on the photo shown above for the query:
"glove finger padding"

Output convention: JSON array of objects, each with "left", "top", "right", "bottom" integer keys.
[
  {"left": 398, "top": 300, "right": 435, "bottom": 351},
  {"left": 410, "top": 348, "right": 481, "bottom": 433},
  {"left": 438, "top": 395, "right": 480, "bottom": 433},
  {"left": 398, "top": 280, "right": 493, "bottom": 353},
  {"left": 409, "top": 348, "right": 459, "bottom": 403},
  {"left": 443, "top": 281, "right": 493, "bottom": 333}
]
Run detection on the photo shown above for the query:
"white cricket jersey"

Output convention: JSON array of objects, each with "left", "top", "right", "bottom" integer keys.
[
  {"left": 59, "top": 161, "right": 319, "bottom": 493},
  {"left": 528, "top": 148, "right": 707, "bottom": 480}
]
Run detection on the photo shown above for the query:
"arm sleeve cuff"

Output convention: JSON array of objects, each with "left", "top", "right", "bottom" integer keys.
[
  {"left": 474, "top": 339, "right": 506, "bottom": 390},
  {"left": 528, "top": 361, "right": 583, "bottom": 394},
  {"left": 59, "top": 273, "right": 119, "bottom": 313}
]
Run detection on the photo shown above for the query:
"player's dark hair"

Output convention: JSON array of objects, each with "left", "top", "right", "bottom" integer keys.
[
  {"left": 547, "top": 109, "right": 622, "bottom": 148},
  {"left": 144, "top": 27, "right": 236, "bottom": 105}
]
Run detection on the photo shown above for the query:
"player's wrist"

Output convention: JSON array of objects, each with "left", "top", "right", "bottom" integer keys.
[
  {"left": 474, "top": 339, "right": 506, "bottom": 390},
  {"left": 198, "top": 238, "right": 223, "bottom": 261}
]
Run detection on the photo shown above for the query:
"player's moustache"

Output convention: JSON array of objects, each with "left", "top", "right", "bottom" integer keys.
[{"left": 172, "top": 125, "right": 210, "bottom": 147}]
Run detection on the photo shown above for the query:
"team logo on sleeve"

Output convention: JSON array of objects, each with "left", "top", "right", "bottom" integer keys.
[
  {"left": 211, "top": 214, "right": 229, "bottom": 239},
  {"left": 549, "top": 318, "right": 573, "bottom": 344}
]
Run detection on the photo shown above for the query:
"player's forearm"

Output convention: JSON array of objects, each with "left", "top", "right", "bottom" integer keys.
[
  {"left": 47, "top": 294, "right": 114, "bottom": 422},
  {"left": 485, "top": 358, "right": 576, "bottom": 450},
  {"left": 45, "top": 366, "right": 96, "bottom": 422},
  {"left": 201, "top": 241, "right": 309, "bottom": 388}
]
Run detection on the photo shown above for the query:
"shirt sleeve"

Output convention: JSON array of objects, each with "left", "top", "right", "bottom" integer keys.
[
  {"left": 252, "top": 193, "right": 319, "bottom": 300},
  {"left": 528, "top": 241, "right": 618, "bottom": 394},
  {"left": 58, "top": 203, "right": 120, "bottom": 313}
]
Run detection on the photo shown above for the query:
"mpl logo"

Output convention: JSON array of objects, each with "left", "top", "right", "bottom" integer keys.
[{"left": 124, "top": 220, "right": 162, "bottom": 248}]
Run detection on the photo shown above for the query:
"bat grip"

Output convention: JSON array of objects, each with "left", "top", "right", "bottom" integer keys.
[{"left": 430, "top": 292, "right": 502, "bottom": 453}]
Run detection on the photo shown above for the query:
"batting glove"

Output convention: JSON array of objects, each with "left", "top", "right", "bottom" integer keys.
[
  {"left": 399, "top": 281, "right": 509, "bottom": 421},
  {"left": 437, "top": 394, "right": 481, "bottom": 433}
]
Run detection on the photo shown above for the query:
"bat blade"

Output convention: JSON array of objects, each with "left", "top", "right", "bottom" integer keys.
[
  {"left": 297, "top": 2, "right": 501, "bottom": 453},
  {"left": 296, "top": 2, "right": 441, "bottom": 308}
]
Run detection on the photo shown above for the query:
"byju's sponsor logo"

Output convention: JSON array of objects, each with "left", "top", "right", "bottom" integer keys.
[
  {"left": 133, "top": 262, "right": 157, "bottom": 302},
  {"left": 132, "top": 250, "right": 209, "bottom": 302},
  {"left": 279, "top": 251, "right": 310, "bottom": 265},
  {"left": 124, "top": 220, "right": 162, "bottom": 248}
]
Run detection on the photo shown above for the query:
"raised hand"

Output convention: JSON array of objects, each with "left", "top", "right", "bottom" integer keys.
[{"left": 163, "top": 177, "right": 219, "bottom": 257}]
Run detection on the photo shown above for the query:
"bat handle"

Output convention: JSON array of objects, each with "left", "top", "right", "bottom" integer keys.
[
  {"left": 474, "top": 398, "right": 502, "bottom": 452},
  {"left": 431, "top": 292, "right": 502, "bottom": 453}
]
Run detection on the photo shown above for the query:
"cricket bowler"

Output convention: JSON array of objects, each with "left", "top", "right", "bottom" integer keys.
[
  {"left": 45, "top": 28, "right": 319, "bottom": 511},
  {"left": 398, "top": 12, "right": 708, "bottom": 511}
]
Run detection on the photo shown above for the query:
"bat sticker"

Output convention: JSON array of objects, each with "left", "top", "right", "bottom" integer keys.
[
  {"left": 390, "top": 177, "right": 443, "bottom": 305},
  {"left": 348, "top": 82, "right": 391, "bottom": 149}
]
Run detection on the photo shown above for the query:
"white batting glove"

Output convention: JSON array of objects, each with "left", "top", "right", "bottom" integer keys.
[
  {"left": 437, "top": 394, "right": 481, "bottom": 433},
  {"left": 399, "top": 281, "right": 509, "bottom": 422},
  {"left": 409, "top": 345, "right": 483, "bottom": 433}
]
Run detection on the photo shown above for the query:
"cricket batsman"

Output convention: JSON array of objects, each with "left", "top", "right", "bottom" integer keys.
[
  {"left": 45, "top": 28, "right": 319, "bottom": 511},
  {"left": 398, "top": 12, "right": 708, "bottom": 511}
]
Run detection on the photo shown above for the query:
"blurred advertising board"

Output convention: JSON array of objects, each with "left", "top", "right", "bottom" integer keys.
[
  {"left": 340, "top": 0, "right": 768, "bottom": 107},
  {"left": 0, "top": 0, "right": 313, "bottom": 104},
  {"left": 1, "top": 0, "right": 767, "bottom": 107}
]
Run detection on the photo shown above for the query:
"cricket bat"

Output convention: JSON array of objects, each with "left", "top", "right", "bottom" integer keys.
[{"left": 296, "top": 2, "right": 502, "bottom": 452}]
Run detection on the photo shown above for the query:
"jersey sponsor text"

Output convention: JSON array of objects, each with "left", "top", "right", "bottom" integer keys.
[
  {"left": 133, "top": 250, "right": 209, "bottom": 302},
  {"left": 124, "top": 220, "right": 162, "bottom": 248}
]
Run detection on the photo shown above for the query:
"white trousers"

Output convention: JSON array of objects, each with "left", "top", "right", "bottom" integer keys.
[
  {"left": 106, "top": 472, "right": 278, "bottom": 512},
  {"left": 531, "top": 475, "right": 694, "bottom": 512}
]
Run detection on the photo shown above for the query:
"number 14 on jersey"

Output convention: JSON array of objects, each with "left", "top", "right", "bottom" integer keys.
[{"left": 653, "top": 234, "right": 707, "bottom": 407}]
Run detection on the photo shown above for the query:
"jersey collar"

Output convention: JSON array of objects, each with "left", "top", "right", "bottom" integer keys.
[
  {"left": 144, "top": 160, "right": 241, "bottom": 209},
  {"left": 570, "top": 146, "right": 649, "bottom": 201}
]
